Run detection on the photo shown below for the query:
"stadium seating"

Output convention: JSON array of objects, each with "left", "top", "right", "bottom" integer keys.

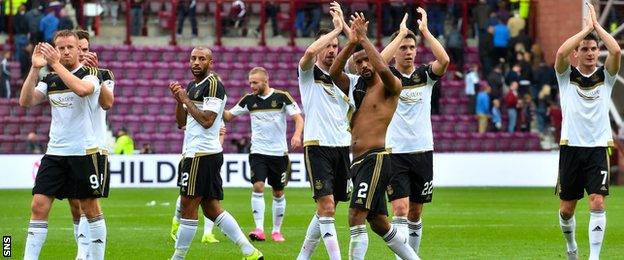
[{"left": 0, "top": 44, "right": 543, "bottom": 154}]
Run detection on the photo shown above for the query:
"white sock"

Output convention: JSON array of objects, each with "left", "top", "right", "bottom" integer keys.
[
  {"left": 392, "top": 216, "right": 408, "bottom": 260},
  {"left": 172, "top": 218, "right": 198, "bottom": 260},
  {"left": 215, "top": 211, "right": 255, "bottom": 256},
  {"left": 318, "top": 217, "right": 341, "bottom": 260},
  {"left": 589, "top": 210, "right": 606, "bottom": 260},
  {"left": 384, "top": 226, "right": 419, "bottom": 260},
  {"left": 203, "top": 216, "right": 214, "bottom": 235},
  {"left": 348, "top": 225, "right": 368, "bottom": 260},
  {"left": 559, "top": 211, "right": 577, "bottom": 253},
  {"left": 174, "top": 196, "right": 182, "bottom": 221},
  {"left": 296, "top": 214, "right": 321, "bottom": 260},
  {"left": 77, "top": 215, "right": 90, "bottom": 259},
  {"left": 408, "top": 219, "right": 423, "bottom": 254},
  {"left": 88, "top": 215, "right": 106, "bottom": 260},
  {"left": 251, "top": 192, "right": 265, "bottom": 230},
  {"left": 24, "top": 220, "right": 48, "bottom": 260},
  {"left": 272, "top": 195, "right": 286, "bottom": 233}
]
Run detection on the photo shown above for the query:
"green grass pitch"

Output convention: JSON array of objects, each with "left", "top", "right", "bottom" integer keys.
[{"left": 0, "top": 187, "right": 622, "bottom": 259}]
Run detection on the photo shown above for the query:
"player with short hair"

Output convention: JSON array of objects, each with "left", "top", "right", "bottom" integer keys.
[
  {"left": 329, "top": 13, "right": 418, "bottom": 260},
  {"left": 223, "top": 66, "right": 304, "bottom": 242},
  {"left": 63, "top": 29, "right": 115, "bottom": 260},
  {"left": 168, "top": 46, "right": 262, "bottom": 260},
  {"left": 296, "top": 2, "right": 352, "bottom": 259},
  {"left": 19, "top": 30, "right": 105, "bottom": 260},
  {"left": 379, "top": 9, "right": 449, "bottom": 257},
  {"left": 554, "top": 3, "right": 620, "bottom": 260}
]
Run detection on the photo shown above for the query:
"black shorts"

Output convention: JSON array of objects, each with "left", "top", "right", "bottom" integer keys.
[
  {"left": 178, "top": 153, "right": 224, "bottom": 200},
  {"left": 304, "top": 145, "right": 351, "bottom": 202},
  {"left": 34, "top": 154, "right": 102, "bottom": 199},
  {"left": 387, "top": 151, "right": 434, "bottom": 203},
  {"left": 98, "top": 153, "right": 110, "bottom": 198},
  {"left": 349, "top": 148, "right": 393, "bottom": 217},
  {"left": 249, "top": 153, "right": 291, "bottom": 190},
  {"left": 556, "top": 146, "right": 610, "bottom": 201}
]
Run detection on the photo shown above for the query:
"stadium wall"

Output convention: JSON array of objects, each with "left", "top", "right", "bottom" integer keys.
[{"left": 0, "top": 153, "right": 559, "bottom": 189}]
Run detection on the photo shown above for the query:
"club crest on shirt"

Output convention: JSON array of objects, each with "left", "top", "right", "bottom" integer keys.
[
  {"left": 314, "top": 180, "right": 323, "bottom": 190},
  {"left": 411, "top": 74, "right": 421, "bottom": 83},
  {"left": 386, "top": 185, "right": 394, "bottom": 196},
  {"left": 252, "top": 103, "right": 258, "bottom": 108},
  {"left": 194, "top": 90, "right": 200, "bottom": 99},
  {"left": 271, "top": 100, "right": 277, "bottom": 108}
]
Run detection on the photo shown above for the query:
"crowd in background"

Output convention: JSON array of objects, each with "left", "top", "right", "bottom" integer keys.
[{"left": 0, "top": 0, "right": 623, "bottom": 152}]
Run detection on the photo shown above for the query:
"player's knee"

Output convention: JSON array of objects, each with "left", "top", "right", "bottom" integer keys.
[
  {"left": 559, "top": 203, "right": 576, "bottom": 218},
  {"left": 588, "top": 194, "right": 605, "bottom": 211},
  {"left": 317, "top": 197, "right": 335, "bottom": 217},
  {"left": 347, "top": 208, "right": 367, "bottom": 226},
  {"left": 408, "top": 207, "right": 423, "bottom": 221},
  {"left": 30, "top": 200, "right": 51, "bottom": 220},
  {"left": 273, "top": 189, "right": 284, "bottom": 198},
  {"left": 391, "top": 200, "right": 409, "bottom": 217},
  {"left": 367, "top": 215, "right": 390, "bottom": 236},
  {"left": 252, "top": 182, "right": 265, "bottom": 193},
  {"left": 80, "top": 199, "right": 101, "bottom": 219},
  {"left": 68, "top": 199, "right": 81, "bottom": 218}
]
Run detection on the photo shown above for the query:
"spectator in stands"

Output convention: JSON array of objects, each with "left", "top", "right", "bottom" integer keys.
[
  {"left": 476, "top": 84, "right": 492, "bottom": 133},
  {"left": 507, "top": 10, "right": 525, "bottom": 38},
  {"left": 231, "top": 136, "right": 251, "bottom": 153},
  {"left": 536, "top": 84, "right": 552, "bottom": 135},
  {"left": 140, "top": 143, "right": 154, "bottom": 154},
  {"left": 478, "top": 25, "right": 495, "bottom": 76},
  {"left": 39, "top": 8, "right": 59, "bottom": 43},
  {"left": 176, "top": 0, "right": 198, "bottom": 37},
  {"left": 505, "top": 81, "right": 520, "bottom": 132},
  {"left": 493, "top": 19, "right": 510, "bottom": 66},
  {"left": 13, "top": 4, "right": 28, "bottom": 63},
  {"left": 19, "top": 43, "right": 33, "bottom": 78},
  {"left": 426, "top": 1, "right": 445, "bottom": 38},
  {"left": 547, "top": 100, "right": 562, "bottom": 144},
  {"left": 487, "top": 64, "right": 504, "bottom": 99},
  {"left": 25, "top": 4, "right": 43, "bottom": 44},
  {"left": 446, "top": 25, "right": 464, "bottom": 73},
  {"left": 491, "top": 99, "right": 502, "bottom": 132},
  {"left": 464, "top": 64, "right": 480, "bottom": 114},
  {"left": 383, "top": 0, "right": 406, "bottom": 37},
  {"left": 472, "top": 0, "right": 491, "bottom": 38},
  {"left": 130, "top": 0, "right": 144, "bottom": 36},
  {"left": 222, "top": 0, "right": 248, "bottom": 37},
  {"left": 114, "top": 127, "right": 135, "bottom": 155},
  {"left": 26, "top": 131, "right": 43, "bottom": 154},
  {"left": 509, "top": 29, "right": 532, "bottom": 55},
  {"left": 255, "top": 1, "right": 279, "bottom": 37},
  {"left": 0, "top": 51, "right": 9, "bottom": 98},
  {"left": 57, "top": 8, "right": 74, "bottom": 30},
  {"left": 496, "top": 1, "right": 510, "bottom": 24},
  {"left": 295, "top": 3, "right": 321, "bottom": 37},
  {"left": 518, "top": 94, "right": 535, "bottom": 132},
  {"left": 104, "top": 0, "right": 119, "bottom": 26}
]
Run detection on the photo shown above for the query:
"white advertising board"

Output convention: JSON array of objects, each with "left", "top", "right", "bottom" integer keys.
[{"left": 0, "top": 152, "right": 559, "bottom": 189}]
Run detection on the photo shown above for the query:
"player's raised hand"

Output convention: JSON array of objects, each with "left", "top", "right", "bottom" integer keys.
[
  {"left": 399, "top": 13, "right": 409, "bottom": 35},
  {"left": 169, "top": 81, "right": 185, "bottom": 103},
  {"left": 350, "top": 12, "right": 368, "bottom": 42},
  {"left": 586, "top": 1, "right": 599, "bottom": 28},
  {"left": 291, "top": 134, "right": 302, "bottom": 150},
  {"left": 39, "top": 43, "right": 61, "bottom": 66},
  {"left": 31, "top": 44, "right": 47, "bottom": 69},
  {"left": 329, "top": 2, "right": 343, "bottom": 31},
  {"left": 416, "top": 7, "right": 428, "bottom": 32},
  {"left": 83, "top": 51, "right": 99, "bottom": 68}
]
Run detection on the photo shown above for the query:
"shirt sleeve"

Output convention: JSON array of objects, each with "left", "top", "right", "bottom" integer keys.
[
  {"left": 202, "top": 78, "right": 226, "bottom": 113},
  {"left": 604, "top": 67, "right": 617, "bottom": 88},
  {"left": 229, "top": 95, "right": 249, "bottom": 116},
  {"left": 35, "top": 81, "right": 48, "bottom": 97},
  {"left": 346, "top": 73, "right": 360, "bottom": 107},
  {"left": 82, "top": 74, "right": 101, "bottom": 93},
  {"left": 555, "top": 65, "right": 571, "bottom": 89},
  {"left": 298, "top": 65, "right": 314, "bottom": 87}
]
